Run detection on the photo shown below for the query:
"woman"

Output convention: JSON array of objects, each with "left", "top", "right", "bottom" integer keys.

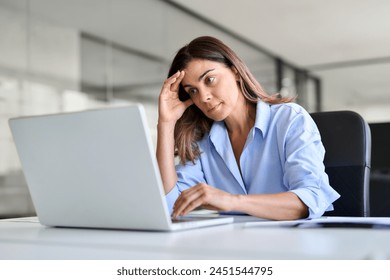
[{"left": 157, "top": 36, "right": 339, "bottom": 220}]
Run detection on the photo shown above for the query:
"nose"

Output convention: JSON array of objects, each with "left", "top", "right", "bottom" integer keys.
[{"left": 198, "top": 89, "right": 212, "bottom": 103}]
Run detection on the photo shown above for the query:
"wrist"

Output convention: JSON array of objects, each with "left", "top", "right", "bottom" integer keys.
[
  {"left": 231, "top": 194, "right": 245, "bottom": 212},
  {"left": 157, "top": 120, "right": 176, "bottom": 129}
]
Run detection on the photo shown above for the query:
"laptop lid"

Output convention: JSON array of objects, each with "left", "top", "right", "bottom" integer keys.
[{"left": 9, "top": 105, "right": 233, "bottom": 231}]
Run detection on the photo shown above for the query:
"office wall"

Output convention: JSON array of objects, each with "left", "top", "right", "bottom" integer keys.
[
  {"left": 0, "top": 4, "right": 84, "bottom": 217},
  {"left": 0, "top": 0, "right": 283, "bottom": 218},
  {"left": 313, "top": 63, "right": 390, "bottom": 122}
]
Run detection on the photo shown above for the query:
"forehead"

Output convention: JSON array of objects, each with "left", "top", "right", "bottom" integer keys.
[
  {"left": 183, "top": 59, "right": 226, "bottom": 75},
  {"left": 183, "top": 59, "right": 226, "bottom": 73}
]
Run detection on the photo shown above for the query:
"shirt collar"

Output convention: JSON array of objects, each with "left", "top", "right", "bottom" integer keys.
[
  {"left": 208, "top": 120, "right": 226, "bottom": 148},
  {"left": 254, "top": 101, "right": 271, "bottom": 138},
  {"left": 208, "top": 101, "right": 271, "bottom": 139}
]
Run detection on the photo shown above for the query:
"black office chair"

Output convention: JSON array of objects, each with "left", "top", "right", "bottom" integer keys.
[{"left": 310, "top": 111, "right": 371, "bottom": 217}]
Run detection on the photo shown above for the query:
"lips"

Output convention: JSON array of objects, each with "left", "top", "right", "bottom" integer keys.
[{"left": 207, "top": 102, "right": 222, "bottom": 112}]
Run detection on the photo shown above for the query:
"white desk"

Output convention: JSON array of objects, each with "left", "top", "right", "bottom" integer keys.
[{"left": 1, "top": 217, "right": 390, "bottom": 260}]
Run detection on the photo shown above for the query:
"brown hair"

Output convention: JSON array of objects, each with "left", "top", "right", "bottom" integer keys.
[{"left": 167, "top": 36, "right": 293, "bottom": 164}]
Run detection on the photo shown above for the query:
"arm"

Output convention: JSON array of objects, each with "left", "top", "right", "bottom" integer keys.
[
  {"left": 172, "top": 183, "right": 308, "bottom": 220},
  {"left": 233, "top": 192, "right": 308, "bottom": 220},
  {"left": 156, "top": 71, "right": 193, "bottom": 194},
  {"left": 156, "top": 121, "right": 177, "bottom": 194}
]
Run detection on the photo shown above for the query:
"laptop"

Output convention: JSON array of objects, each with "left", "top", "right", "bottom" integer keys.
[{"left": 9, "top": 104, "right": 233, "bottom": 231}]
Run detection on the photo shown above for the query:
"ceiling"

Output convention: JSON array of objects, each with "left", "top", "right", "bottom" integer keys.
[
  {"left": 171, "top": 0, "right": 390, "bottom": 114},
  {"left": 172, "top": 0, "right": 390, "bottom": 67}
]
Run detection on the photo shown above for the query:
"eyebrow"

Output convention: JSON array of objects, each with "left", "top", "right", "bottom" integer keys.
[
  {"left": 183, "top": 68, "right": 215, "bottom": 88},
  {"left": 198, "top": 68, "right": 215, "bottom": 81}
]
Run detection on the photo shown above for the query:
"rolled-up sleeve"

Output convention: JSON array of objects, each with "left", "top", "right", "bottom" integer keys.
[
  {"left": 165, "top": 186, "right": 181, "bottom": 214},
  {"left": 281, "top": 111, "right": 340, "bottom": 218},
  {"left": 165, "top": 158, "right": 206, "bottom": 213}
]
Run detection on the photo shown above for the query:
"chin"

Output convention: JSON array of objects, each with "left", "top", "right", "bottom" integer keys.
[
  {"left": 207, "top": 112, "right": 229, "bottom": 122},
  {"left": 211, "top": 117, "right": 226, "bottom": 122}
]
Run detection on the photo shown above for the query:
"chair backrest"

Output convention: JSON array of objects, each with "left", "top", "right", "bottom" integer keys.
[{"left": 310, "top": 111, "right": 371, "bottom": 217}]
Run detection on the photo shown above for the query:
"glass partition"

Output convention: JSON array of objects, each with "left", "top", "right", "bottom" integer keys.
[{"left": 0, "top": 0, "right": 318, "bottom": 218}]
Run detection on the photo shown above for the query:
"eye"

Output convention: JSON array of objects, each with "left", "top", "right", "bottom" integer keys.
[
  {"left": 188, "top": 88, "right": 198, "bottom": 95},
  {"left": 205, "top": 76, "right": 215, "bottom": 85}
]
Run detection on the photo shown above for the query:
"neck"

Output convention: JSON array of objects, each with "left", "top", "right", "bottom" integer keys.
[{"left": 225, "top": 99, "right": 256, "bottom": 136}]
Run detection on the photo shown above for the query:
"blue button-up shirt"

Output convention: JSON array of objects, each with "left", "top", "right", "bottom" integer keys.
[{"left": 166, "top": 101, "right": 340, "bottom": 218}]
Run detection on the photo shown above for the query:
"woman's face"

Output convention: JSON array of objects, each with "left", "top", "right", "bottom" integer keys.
[{"left": 181, "top": 59, "right": 242, "bottom": 121}]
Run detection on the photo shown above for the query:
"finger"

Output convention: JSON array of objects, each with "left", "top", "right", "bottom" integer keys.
[
  {"left": 173, "top": 184, "right": 208, "bottom": 216},
  {"left": 169, "top": 70, "right": 181, "bottom": 80},
  {"left": 180, "top": 199, "right": 203, "bottom": 216},
  {"left": 174, "top": 196, "right": 203, "bottom": 218},
  {"left": 174, "top": 201, "right": 202, "bottom": 218},
  {"left": 175, "top": 185, "right": 212, "bottom": 216},
  {"left": 174, "top": 185, "right": 201, "bottom": 206},
  {"left": 170, "top": 71, "right": 185, "bottom": 92},
  {"left": 173, "top": 188, "right": 204, "bottom": 217},
  {"left": 162, "top": 71, "right": 181, "bottom": 90}
]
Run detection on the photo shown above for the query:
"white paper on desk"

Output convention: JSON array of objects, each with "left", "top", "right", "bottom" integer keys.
[
  {"left": 244, "top": 218, "right": 311, "bottom": 228},
  {"left": 187, "top": 210, "right": 268, "bottom": 223},
  {"left": 244, "top": 216, "right": 390, "bottom": 228}
]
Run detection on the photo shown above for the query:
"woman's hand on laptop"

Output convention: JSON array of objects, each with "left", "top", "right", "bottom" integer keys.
[{"left": 172, "top": 183, "right": 237, "bottom": 218}]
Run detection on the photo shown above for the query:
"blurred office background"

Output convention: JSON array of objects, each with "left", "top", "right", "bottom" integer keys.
[{"left": 1, "top": 0, "right": 389, "bottom": 218}]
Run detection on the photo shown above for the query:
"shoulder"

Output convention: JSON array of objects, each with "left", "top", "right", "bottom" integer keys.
[
  {"left": 267, "top": 102, "right": 317, "bottom": 133},
  {"left": 268, "top": 102, "right": 311, "bottom": 122},
  {"left": 257, "top": 101, "right": 309, "bottom": 121},
  {"left": 269, "top": 102, "right": 308, "bottom": 118},
  {"left": 255, "top": 101, "right": 315, "bottom": 137}
]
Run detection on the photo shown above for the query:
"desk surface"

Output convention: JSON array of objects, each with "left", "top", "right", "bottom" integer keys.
[{"left": 1, "top": 216, "right": 390, "bottom": 260}]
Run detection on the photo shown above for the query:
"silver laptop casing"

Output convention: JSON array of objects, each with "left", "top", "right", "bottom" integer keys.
[{"left": 9, "top": 105, "right": 233, "bottom": 231}]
